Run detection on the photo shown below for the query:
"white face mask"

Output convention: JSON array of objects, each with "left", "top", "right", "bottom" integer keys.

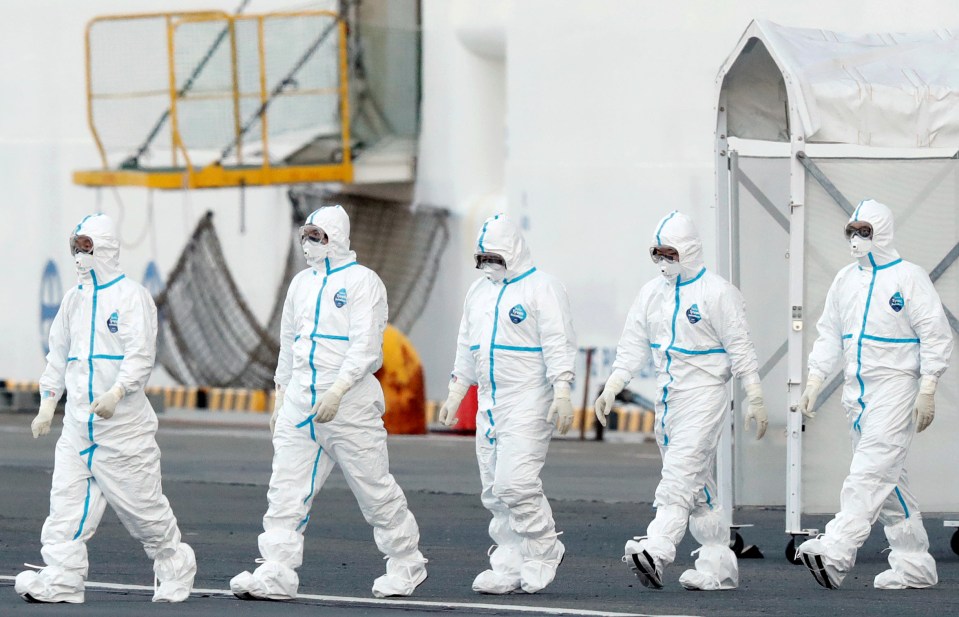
[
  {"left": 480, "top": 263, "right": 506, "bottom": 282},
  {"left": 850, "top": 236, "right": 873, "bottom": 258},
  {"left": 659, "top": 260, "right": 682, "bottom": 280},
  {"left": 75, "top": 252, "right": 95, "bottom": 275},
  {"left": 302, "top": 241, "right": 329, "bottom": 268}
]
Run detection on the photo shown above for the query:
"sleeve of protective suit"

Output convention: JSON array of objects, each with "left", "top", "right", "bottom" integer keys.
[
  {"left": 806, "top": 275, "right": 845, "bottom": 382},
  {"left": 712, "top": 284, "right": 760, "bottom": 385},
  {"left": 112, "top": 287, "right": 158, "bottom": 395},
  {"left": 610, "top": 291, "right": 650, "bottom": 381},
  {"left": 450, "top": 292, "right": 478, "bottom": 386},
  {"left": 38, "top": 292, "right": 73, "bottom": 400},
  {"left": 273, "top": 281, "right": 297, "bottom": 389},
  {"left": 336, "top": 273, "right": 388, "bottom": 388},
  {"left": 536, "top": 278, "right": 577, "bottom": 385},
  {"left": 907, "top": 268, "right": 954, "bottom": 378}
]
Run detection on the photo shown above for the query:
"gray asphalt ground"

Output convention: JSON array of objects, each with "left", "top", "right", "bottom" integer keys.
[{"left": 0, "top": 411, "right": 957, "bottom": 616}]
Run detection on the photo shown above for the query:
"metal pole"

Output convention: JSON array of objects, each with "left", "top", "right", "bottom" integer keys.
[
  {"left": 715, "top": 95, "right": 734, "bottom": 530},
  {"left": 785, "top": 117, "right": 810, "bottom": 536},
  {"left": 579, "top": 348, "right": 594, "bottom": 441}
]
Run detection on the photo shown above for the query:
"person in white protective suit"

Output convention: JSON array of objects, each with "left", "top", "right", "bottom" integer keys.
[
  {"left": 231, "top": 205, "right": 427, "bottom": 600},
  {"left": 594, "top": 210, "right": 767, "bottom": 591},
  {"left": 795, "top": 199, "right": 953, "bottom": 590},
  {"left": 16, "top": 214, "right": 196, "bottom": 604},
  {"left": 436, "top": 213, "right": 577, "bottom": 594}
]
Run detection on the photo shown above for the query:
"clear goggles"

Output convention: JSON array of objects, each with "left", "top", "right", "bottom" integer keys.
[
  {"left": 474, "top": 252, "right": 507, "bottom": 269},
  {"left": 299, "top": 224, "right": 328, "bottom": 245},
  {"left": 649, "top": 246, "right": 679, "bottom": 264},
  {"left": 70, "top": 234, "right": 94, "bottom": 255},
  {"left": 844, "top": 222, "right": 873, "bottom": 240}
]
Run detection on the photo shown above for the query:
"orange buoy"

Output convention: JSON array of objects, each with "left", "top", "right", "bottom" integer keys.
[{"left": 375, "top": 325, "right": 427, "bottom": 435}]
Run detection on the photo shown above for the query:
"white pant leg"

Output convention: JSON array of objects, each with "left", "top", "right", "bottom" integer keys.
[
  {"left": 486, "top": 395, "right": 556, "bottom": 561},
  {"left": 233, "top": 409, "right": 336, "bottom": 600},
  {"left": 816, "top": 376, "right": 916, "bottom": 578},
  {"left": 91, "top": 434, "right": 182, "bottom": 559},
  {"left": 261, "top": 410, "right": 336, "bottom": 567},
  {"left": 324, "top": 381, "right": 422, "bottom": 562},
  {"left": 38, "top": 431, "right": 108, "bottom": 580},
  {"left": 876, "top": 468, "right": 937, "bottom": 587},
  {"left": 645, "top": 386, "right": 727, "bottom": 567},
  {"left": 476, "top": 409, "right": 524, "bottom": 576}
]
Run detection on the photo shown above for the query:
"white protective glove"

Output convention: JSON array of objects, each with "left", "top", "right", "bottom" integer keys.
[
  {"left": 437, "top": 380, "right": 470, "bottom": 427},
  {"left": 271, "top": 384, "right": 285, "bottom": 434},
  {"left": 743, "top": 380, "right": 768, "bottom": 440},
  {"left": 913, "top": 375, "right": 937, "bottom": 433},
  {"left": 313, "top": 379, "right": 349, "bottom": 424},
  {"left": 796, "top": 374, "right": 824, "bottom": 420},
  {"left": 594, "top": 369, "right": 630, "bottom": 427},
  {"left": 546, "top": 381, "right": 574, "bottom": 435},
  {"left": 31, "top": 395, "right": 58, "bottom": 438},
  {"left": 90, "top": 384, "right": 125, "bottom": 420}
]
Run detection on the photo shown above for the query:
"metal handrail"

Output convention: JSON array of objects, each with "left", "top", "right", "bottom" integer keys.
[{"left": 83, "top": 9, "right": 350, "bottom": 184}]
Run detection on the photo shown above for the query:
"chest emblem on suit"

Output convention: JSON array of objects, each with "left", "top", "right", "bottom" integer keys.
[
  {"left": 334, "top": 288, "right": 348, "bottom": 308},
  {"left": 686, "top": 304, "right": 701, "bottom": 324},
  {"left": 509, "top": 304, "right": 527, "bottom": 324},
  {"left": 889, "top": 291, "right": 904, "bottom": 313},
  {"left": 107, "top": 311, "right": 119, "bottom": 333}
]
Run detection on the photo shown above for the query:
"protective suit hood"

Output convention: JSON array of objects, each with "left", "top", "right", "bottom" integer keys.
[
  {"left": 652, "top": 211, "right": 705, "bottom": 283},
  {"left": 305, "top": 205, "right": 357, "bottom": 270},
  {"left": 72, "top": 213, "right": 123, "bottom": 286},
  {"left": 850, "top": 199, "right": 900, "bottom": 268},
  {"left": 475, "top": 214, "right": 535, "bottom": 282}
]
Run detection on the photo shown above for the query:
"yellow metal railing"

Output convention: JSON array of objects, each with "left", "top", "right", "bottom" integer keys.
[{"left": 75, "top": 10, "right": 353, "bottom": 189}]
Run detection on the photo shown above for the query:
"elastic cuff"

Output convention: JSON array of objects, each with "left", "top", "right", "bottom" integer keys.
[
  {"left": 919, "top": 374, "right": 938, "bottom": 394},
  {"left": 329, "top": 378, "right": 350, "bottom": 397},
  {"left": 448, "top": 379, "right": 470, "bottom": 398},
  {"left": 609, "top": 368, "right": 632, "bottom": 389},
  {"left": 806, "top": 371, "right": 826, "bottom": 387},
  {"left": 109, "top": 384, "right": 126, "bottom": 400},
  {"left": 740, "top": 372, "right": 761, "bottom": 388},
  {"left": 553, "top": 381, "right": 572, "bottom": 399}
]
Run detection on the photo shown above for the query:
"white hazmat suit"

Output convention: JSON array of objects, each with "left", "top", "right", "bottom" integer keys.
[
  {"left": 16, "top": 213, "right": 196, "bottom": 604},
  {"left": 439, "top": 213, "right": 577, "bottom": 594},
  {"left": 231, "top": 205, "right": 426, "bottom": 600},
  {"left": 796, "top": 199, "right": 953, "bottom": 590},
  {"left": 595, "top": 211, "right": 766, "bottom": 591}
]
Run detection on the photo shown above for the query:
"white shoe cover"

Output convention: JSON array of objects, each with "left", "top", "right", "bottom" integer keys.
[
  {"left": 874, "top": 569, "right": 935, "bottom": 590},
  {"left": 153, "top": 543, "right": 197, "bottom": 603},
  {"left": 472, "top": 569, "right": 522, "bottom": 594},
  {"left": 230, "top": 560, "right": 299, "bottom": 600},
  {"left": 15, "top": 567, "right": 85, "bottom": 604},
  {"left": 679, "top": 569, "right": 720, "bottom": 591},
  {"left": 372, "top": 558, "right": 428, "bottom": 598},
  {"left": 520, "top": 539, "right": 565, "bottom": 593}
]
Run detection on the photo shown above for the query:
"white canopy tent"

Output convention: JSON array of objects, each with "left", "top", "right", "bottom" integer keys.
[{"left": 714, "top": 20, "right": 959, "bottom": 560}]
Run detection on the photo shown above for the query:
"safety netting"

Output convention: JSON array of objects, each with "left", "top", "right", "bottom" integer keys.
[{"left": 155, "top": 194, "right": 449, "bottom": 388}]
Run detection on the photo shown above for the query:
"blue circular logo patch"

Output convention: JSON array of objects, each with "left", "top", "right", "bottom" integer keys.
[
  {"left": 686, "top": 304, "right": 702, "bottom": 324},
  {"left": 334, "top": 288, "right": 348, "bottom": 308},
  {"left": 107, "top": 311, "right": 119, "bottom": 333},
  {"left": 509, "top": 304, "right": 527, "bottom": 324}
]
